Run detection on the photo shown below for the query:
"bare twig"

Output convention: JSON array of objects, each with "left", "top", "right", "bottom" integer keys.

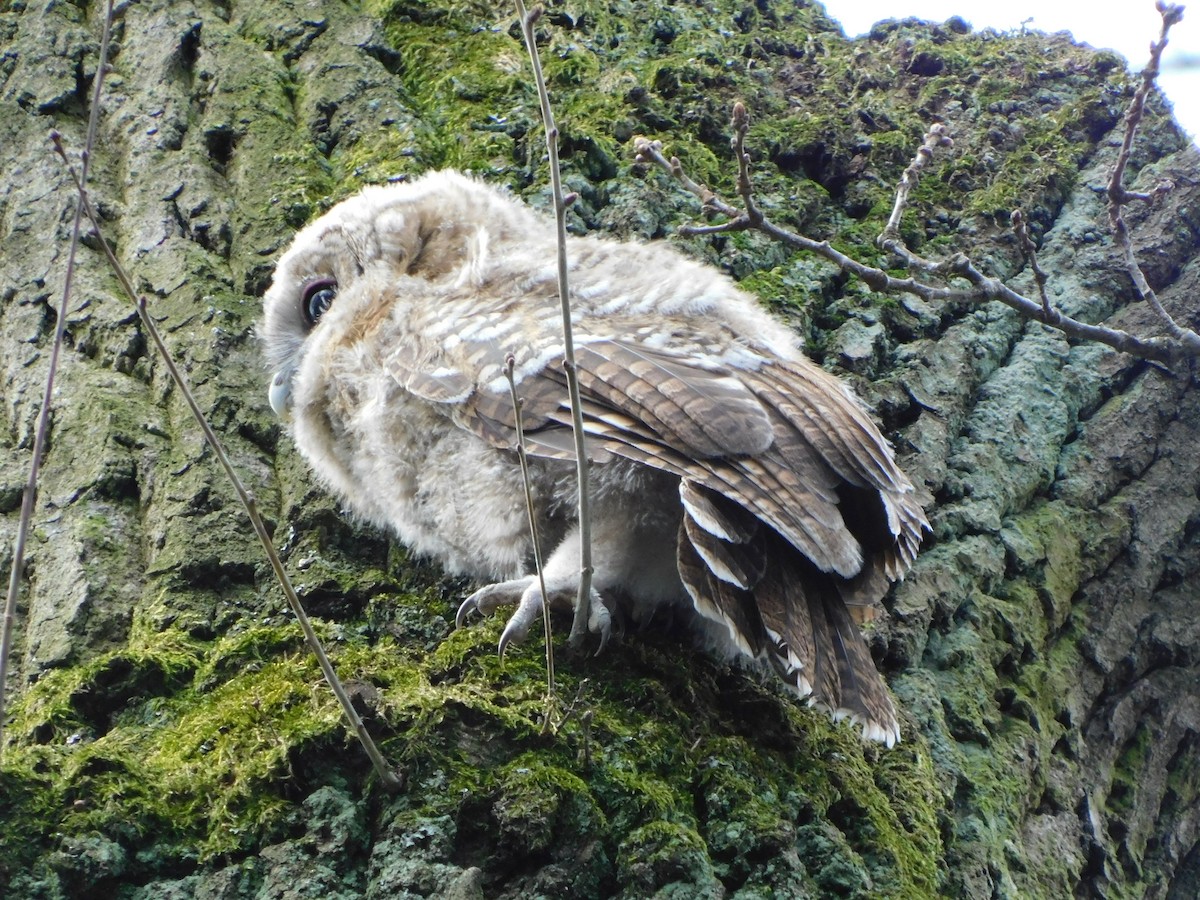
[
  {"left": 513, "top": 1, "right": 595, "bottom": 647},
  {"left": 1012, "top": 209, "right": 1055, "bottom": 322},
  {"left": 556, "top": 677, "right": 590, "bottom": 728},
  {"left": 878, "top": 123, "right": 955, "bottom": 273},
  {"left": 1107, "top": 2, "right": 1189, "bottom": 343},
  {"left": 731, "top": 102, "right": 763, "bottom": 226},
  {"left": 504, "top": 354, "right": 557, "bottom": 733},
  {"left": 671, "top": 101, "right": 765, "bottom": 237},
  {"left": 50, "top": 139, "right": 403, "bottom": 791},
  {"left": 0, "top": 0, "right": 116, "bottom": 759},
  {"left": 635, "top": 75, "right": 1200, "bottom": 366},
  {"left": 578, "top": 708, "right": 593, "bottom": 768}
]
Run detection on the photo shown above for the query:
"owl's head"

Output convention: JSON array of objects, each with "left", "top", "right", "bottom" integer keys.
[{"left": 260, "top": 170, "right": 534, "bottom": 415}]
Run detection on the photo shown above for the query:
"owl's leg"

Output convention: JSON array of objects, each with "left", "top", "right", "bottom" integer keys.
[
  {"left": 455, "top": 556, "right": 612, "bottom": 655},
  {"left": 496, "top": 577, "right": 608, "bottom": 657},
  {"left": 456, "top": 577, "right": 538, "bottom": 623}
]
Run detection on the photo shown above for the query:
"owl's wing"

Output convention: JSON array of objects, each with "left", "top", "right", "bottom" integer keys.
[
  {"left": 440, "top": 339, "right": 923, "bottom": 576},
  {"left": 389, "top": 337, "right": 924, "bottom": 743}
]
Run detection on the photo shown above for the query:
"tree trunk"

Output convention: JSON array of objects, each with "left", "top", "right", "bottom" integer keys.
[{"left": 1, "top": 1, "right": 1197, "bottom": 897}]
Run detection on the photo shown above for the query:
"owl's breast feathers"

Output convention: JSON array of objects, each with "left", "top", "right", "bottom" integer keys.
[{"left": 266, "top": 171, "right": 928, "bottom": 745}]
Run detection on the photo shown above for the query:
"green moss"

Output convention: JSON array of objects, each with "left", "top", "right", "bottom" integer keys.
[
  {"left": 695, "top": 737, "right": 793, "bottom": 880},
  {"left": 336, "top": 127, "right": 422, "bottom": 190},
  {"left": 617, "top": 819, "right": 718, "bottom": 895},
  {"left": 913, "top": 508, "right": 1102, "bottom": 896},
  {"left": 262, "top": 147, "right": 337, "bottom": 228},
  {"left": 4, "top": 623, "right": 340, "bottom": 858},
  {"left": 3, "top": 525, "right": 945, "bottom": 894},
  {"left": 492, "top": 754, "right": 605, "bottom": 853},
  {"left": 1108, "top": 723, "right": 1153, "bottom": 819},
  {"left": 364, "top": 0, "right": 842, "bottom": 194},
  {"left": 367, "top": 4, "right": 529, "bottom": 174},
  {"left": 869, "top": 127, "right": 927, "bottom": 168},
  {"left": 593, "top": 765, "right": 679, "bottom": 834},
  {"left": 0, "top": 765, "right": 57, "bottom": 882},
  {"left": 5, "top": 623, "right": 202, "bottom": 744}
]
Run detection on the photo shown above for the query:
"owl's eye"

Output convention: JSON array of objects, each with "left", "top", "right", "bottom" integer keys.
[{"left": 301, "top": 278, "right": 337, "bottom": 326}]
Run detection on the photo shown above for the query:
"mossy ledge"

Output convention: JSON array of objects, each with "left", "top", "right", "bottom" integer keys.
[{"left": 3, "top": 598, "right": 943, "bottom": 897}]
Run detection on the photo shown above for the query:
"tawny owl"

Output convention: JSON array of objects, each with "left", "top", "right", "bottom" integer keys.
[{"left": 262, "top": 170, "right": 927, "bottom": 745}]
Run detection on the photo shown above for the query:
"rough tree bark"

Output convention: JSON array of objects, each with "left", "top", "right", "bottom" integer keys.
[{"left": 0, "top": 1, "right": 1197, "bottom": 898}]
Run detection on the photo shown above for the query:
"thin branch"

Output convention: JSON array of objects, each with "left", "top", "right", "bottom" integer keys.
[
  {"left": 1107, "top": 1, "right": 1189, "bottom": 342},
  {"left": 51, "top": 139, "right": 403, "bottom": 791},
  {"left": 1012, "top": 209, "right": 1055, "bottom": 322},
  {"left": 556, "top": 677, "right": 591, "bottom": 729},
  {"left": 634, "top": 87, "right": 1200, "bottom": 366},
  {"left": 877, "top": 123, "right": 955, "bottom": 274},
  {"left": 0, "top": 0, "right": 116, "bottom": 759},
  {"left": 731, "top": 102, "right": 763, "bottom": 226},
  {"left": 513, "top": 1, "right": 595, "bottom": 647},
  {"left": 504, "top": 354, "right": 556, "bottom": 733},
  {"left": 666, "top": 101, "right": 764, "bottom": 237}
]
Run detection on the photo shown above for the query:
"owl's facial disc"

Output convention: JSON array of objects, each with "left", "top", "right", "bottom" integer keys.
[{"left": 301, "top": 277, "right": 338, "bottom": 327}]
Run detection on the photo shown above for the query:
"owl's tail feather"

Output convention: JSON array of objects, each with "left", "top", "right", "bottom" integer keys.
[
  {"left": 677, "top": 480, "right": 901, "bottom": 746},
  {"left": 758, "top": 540, "right": 901, "bottom": 747}
]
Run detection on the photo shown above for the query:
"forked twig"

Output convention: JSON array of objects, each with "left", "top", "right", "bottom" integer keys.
[
  {"left": 637, "top": 129, "right": 1196, "bottom": 361},
  {"left": 1012, "top": 209, "right": 1055, "bottom": 322},
  {"left": 661, "top": 102, "right": 761, "bottom": 237},
  {"left": 49, "top": 139, "right": 402, "bottom": 790},
  {"left": 504, "top": 354, "right": 557, "bottom": 733},
  {"left": 635, "top": 14, "right": 1200, "bottom": 368},
  {"left": 513, "top": 1, "right": 595, "bottom": 647},
  {"left": 0, "top": 0, "right": 116, "bottom": 758}
]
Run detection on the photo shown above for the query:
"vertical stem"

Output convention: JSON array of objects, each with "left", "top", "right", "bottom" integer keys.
[
  {"left": 513, "top": 2, "right": 594, "bottom": 646},
  {"left": 505, "top": 356, "right": 556, "bottom": 731},
  {"left": 53, "top": 162, "right": 403, "bottom": 788},
  {"left": 0, "top": 0, "right": 116, "bottom": 759},
  {"left": 133, "top": 296, "right": 403, "bottom": 789}
]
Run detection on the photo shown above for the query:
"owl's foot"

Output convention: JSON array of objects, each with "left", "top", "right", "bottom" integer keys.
[{"left": 456, "top": 575, "right": 611, "bottom": 656}]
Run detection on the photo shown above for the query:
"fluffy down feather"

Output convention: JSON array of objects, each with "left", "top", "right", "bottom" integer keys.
[{"left": 261, "top": 170, "right": 928, "bottom": 745}]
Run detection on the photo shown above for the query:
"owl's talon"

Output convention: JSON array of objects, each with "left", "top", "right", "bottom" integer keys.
[
  {"left": 454, "top": 598, "right": 478, "bottom": 629},
  {"left": 455, "top": 577, "right": 535, "bottom": 628},
  {"left": 588, "top": 599, "right": 612, "bottom": 655},
  {"left": 497, "top": 583, "right": 546, "bottom": 657},
  {"left": 457, "top": 577, "right": 612, "bottom": 656}
]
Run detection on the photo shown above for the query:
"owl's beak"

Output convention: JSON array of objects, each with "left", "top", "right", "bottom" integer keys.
[{"left": 268, "top": 367, "right": 293, "bottom": 418}]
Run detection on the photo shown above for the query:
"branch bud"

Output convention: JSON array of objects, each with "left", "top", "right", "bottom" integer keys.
[{"left": 732, "top": 101, "right": 748, "bottom": 131}]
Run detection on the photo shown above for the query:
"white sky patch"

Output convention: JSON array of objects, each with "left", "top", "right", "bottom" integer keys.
[{"left": 821, "top": 0, "right": 1200, "bottom": 140}]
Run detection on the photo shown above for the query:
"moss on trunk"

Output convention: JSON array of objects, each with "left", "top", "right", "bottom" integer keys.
[{"left": 1, "top": 1, "right": 1198, "bottom": 897}]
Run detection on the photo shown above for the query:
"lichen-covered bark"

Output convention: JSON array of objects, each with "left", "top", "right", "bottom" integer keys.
[{"left": 0, "top": 1, "right": 1197, "bottom": 897}]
